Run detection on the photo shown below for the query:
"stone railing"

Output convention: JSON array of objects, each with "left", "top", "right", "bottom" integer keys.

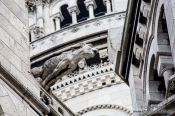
[{"left": 30, "top": 12, "right": 125, "bottom": 58}]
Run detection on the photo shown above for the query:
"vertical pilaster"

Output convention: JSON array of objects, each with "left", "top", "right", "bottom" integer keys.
[
  {"left": 44, "top": 3, "right": 51, "bottom": 34},
  {"left": 50, "top": 12, "right": 63, "bottom": 31},
  {"left": 103, "top": 0, "right": 112, "bottom": 14},
  {"left": 55, "top": 17, "right": 61, "bottom": 30},
  {"left": 36, "top": 0, "right": 44, "bottom": 28}
]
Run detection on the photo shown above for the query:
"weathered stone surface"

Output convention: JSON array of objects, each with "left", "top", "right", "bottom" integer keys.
[{"left": 32, "top": 44, "right": 98, "bottom": 90}]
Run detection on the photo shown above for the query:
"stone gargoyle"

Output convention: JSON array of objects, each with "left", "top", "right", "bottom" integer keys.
[{"left": 31, "top": 43, "right": 98, "bottom": 90}]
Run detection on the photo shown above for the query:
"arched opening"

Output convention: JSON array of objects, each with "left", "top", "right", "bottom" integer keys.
[
  {"left": 94, "top": 0, "right": 107, "bottom": 17},
  {"left": 148, "top": 55, "right": 165, "bottom": 109},
  {"left": 157, "top": 6, "right": 174, "bottom": 97},
  {"left": 77, "top": 0, "right": 89, "bottom": 22},
  {"left": 158, "top": 6, "right": 168, "bottom": 34},
  {"left": 60, "top": 5, "right": 72, "bottom": 28}
]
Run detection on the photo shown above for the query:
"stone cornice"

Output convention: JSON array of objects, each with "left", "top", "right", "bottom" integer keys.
[
  {"left": 0, "top": 58, "right": 75, "bottom": 116},
  {"left": 30, "top": 12, "right": 125, "bottom": 44},
  {"left": 30, "top": 12, "right": 126, "bottom": 59},
  {"left": 0, "top": 63, "right": 50, "bottom": 115},
  {"left": 52, "top": 63, "right": 114, "bottom": 90},
  {"left": 51, "top": 65, "right": 124, "bottom": 101}
]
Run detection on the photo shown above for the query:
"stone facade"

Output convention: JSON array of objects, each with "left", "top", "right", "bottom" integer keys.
[
  {"left": 116, "top": 0, "right": 175, "bottom": 115},
  {"left": 0, "top": 0, "right": 134, "bottom": 116},
  {"left": 28, "top": 0, "right": 132, "bottom": 116},
  {"left": 0, "top": 0, "right": 75, "bottom": 116}
]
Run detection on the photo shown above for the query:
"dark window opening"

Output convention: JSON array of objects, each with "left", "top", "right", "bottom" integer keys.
[
  {"left": 135, "top": 34, "right": 143, "bottom": 47},
  {"left": 53, "top": 19, "right": 56, "bottom": 31},
  {"left": 86, "top": 53, "right": 101, "bottom": 66},
  {"left": 102, "top": 82, "right": 106, "bottom": 86},
  {"left": 139, "top": 12, "right": 147, "bottom": 25},
  {"left": 158, "top": 7, "right": 168, "bottom": 33},
  {"left": 94, "top": 0, "right": 107, "bottom": 17},
  {"left": 77, "top": 0, "right": 89, "bottom": 22},
  {"left": 148, "top": 55, "right": 165, "bottom": 110},
  {"left": 111, "top": 80, "right": 115, "bottom": 83},
  {"left": 58, "top": 107, "right": 64, "bottom": 115},
  {"left": 29, "top": 31, "right": 32, "bottom": 42},
  {"left": 132, "top": 53, "right": 140, "bottom": 67},
  {"left": 60, "top": 5, "right": 72, "bottom": 28}
]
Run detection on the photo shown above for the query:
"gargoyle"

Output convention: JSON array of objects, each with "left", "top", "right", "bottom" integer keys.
[{"left": 31, "top": 43, "right": 98, "bottom": 90}]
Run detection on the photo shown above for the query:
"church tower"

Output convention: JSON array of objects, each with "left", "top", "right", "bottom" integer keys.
[{"left": 27, "top": 0, "right": 132, "bottom": 115}]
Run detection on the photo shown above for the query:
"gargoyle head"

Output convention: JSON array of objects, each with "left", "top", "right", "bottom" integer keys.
[{"left": 80, "top": 43, "right": 98, "bottom": 59}]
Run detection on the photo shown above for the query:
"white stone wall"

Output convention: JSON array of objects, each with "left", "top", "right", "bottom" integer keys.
[
  {"left": 64, "top": 82, "right": 132, "bottom": 115},
  {"left": 112, "top": 0, "right": 128, "bottom": 12},
  {"left": 0, "top": 0, "right": 42, "bottom": 115}
]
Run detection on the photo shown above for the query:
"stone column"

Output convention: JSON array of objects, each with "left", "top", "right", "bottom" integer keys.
[
  {"left": 68, "top": 6, "right": 79, "bottom": 24},
  {"left": 36, "top": 0, "right": 44, "bottom": 28},
  {"left": 55, "top": 17, "right": 61, "bottom": 30},
  {"left": 85, "top": 0, "right": 96, "bottom": 19},
  {"left": 44, "top": 3, "right": 51, "bottom": 34},
  {"left": 103, "top": 0, "right": 112, "bottom": 14},
  {"left": 50, "top": 12, "right": 63, "bottom": 31}
]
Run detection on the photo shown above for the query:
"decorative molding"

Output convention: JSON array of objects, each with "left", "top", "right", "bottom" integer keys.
[
  {"left": 31, "top": 44, "right": 98, "bottom": 90},
  {"left": 0, "top": 61, "right": 50, "bottom": 115},
  {"left": 166, "top": 74, "right": 175, "bottom": 98},
  {"left": 75, "top": 104, "right": 132, "bottom": 116},
  {"left": 52, "top": 65, "right": 123, "bottom": 101},
  {"left": 30, "top": 12, "right": 125, "bottom": 59}
]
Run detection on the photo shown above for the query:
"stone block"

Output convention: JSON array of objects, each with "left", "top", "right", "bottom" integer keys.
[
  {"left": 157, "top": 55, "right": 174, "bottom": 76},
  {"left": 0, "top": 0, "right": 28, "bottom": 25}
]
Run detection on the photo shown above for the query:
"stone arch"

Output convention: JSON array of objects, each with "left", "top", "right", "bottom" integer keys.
[
  {"left": 144, "top": 3, "right": 173, "bottom": 110},
  {"left": 50, "top": 1, "right": 73, "bottom": 16},
  {"left": 156, "top": 4, "right": 174, "bottom": 97},
  {"left": 76, "top": 104, "right": 132, "bottom": 116},
  {"left": 147, "top": 55, "right": 165, "bottom": 109},
  {"left": 94, "top": 0, "right": 107, "bottom": 17},
  {"left": 60, "top": 4, "right": 72, "bottom": 28},
  {"left": 77, "top": 0, "right": 89, "bottom": 22}
]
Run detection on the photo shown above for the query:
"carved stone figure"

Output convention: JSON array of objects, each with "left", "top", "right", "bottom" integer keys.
[
  {"left": 78, "top": 58, "right": 86, "bottom": 69},
  {"left": 31, "top": 43, "right": 98, "bottom": 90}
]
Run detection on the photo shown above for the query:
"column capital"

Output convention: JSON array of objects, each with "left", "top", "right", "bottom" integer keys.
[
  {"left": 103, "top": 0, "right": 110, "bottom": 3},
  {"left": 25, "top": 0, "right": 36, "bottom": 11},
  {"left": 68, "top": 6, "right": 80, "bottom": 15},
  {"left": 36, "top": 0, "right": 43, "bottom": 6},
  {"left": 103, "top": 0, "right": 111, "bottom": 5},
  {"left": 50, "top": 12, "right": 64, "bottom": 21},
  {"left": 84, "top": 0, "right": 97, "bottom": 9}
]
